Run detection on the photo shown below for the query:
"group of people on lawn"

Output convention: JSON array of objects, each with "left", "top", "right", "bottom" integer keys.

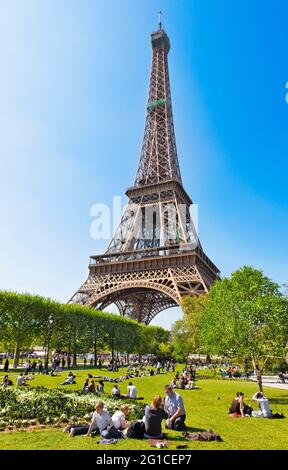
[
  {"left": 66, "top": 385, "right": 186, "bottom": 440},
  {"left": 80, "top": 376, "right": 137, "bottom": 399},
  {"left": 170, "top": 368, "right": 198, "bottom": 390},
  {"left": 229, "top": 391, "right": 275, "bottom": 418}
]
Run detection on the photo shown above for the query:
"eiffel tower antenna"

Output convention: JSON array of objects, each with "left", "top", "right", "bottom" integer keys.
[
  {"left": 69, "top": 26, "right": 220, "bottom": 324},
  {"left": 158, "top": 10, "right": 162, "bottom": 29}
]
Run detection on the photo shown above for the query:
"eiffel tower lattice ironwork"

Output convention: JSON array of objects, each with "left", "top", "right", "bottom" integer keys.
[{"left": 69, "top": 23, "right": 220, "bottom": 324}]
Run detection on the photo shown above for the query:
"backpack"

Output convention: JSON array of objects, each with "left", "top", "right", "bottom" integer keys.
[
  {"left": 126, "top": 420, "right": 145, "bottom": 439},
  {"left": 243, "top": 404, "right": 253, "bottom": 416}
]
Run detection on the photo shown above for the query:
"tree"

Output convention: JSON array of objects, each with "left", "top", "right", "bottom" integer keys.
[
  {"left": 200, "top": 266, "right": 288, "bottom": 391},
  {"left": 171, "top": 294, "right": 208, "bottom": 363},
  {"left": 0, "top": 291, "right": 46, "bottom": 367},
  {"left": 0, "top": 291, "right": 170, "bottom": 367}
]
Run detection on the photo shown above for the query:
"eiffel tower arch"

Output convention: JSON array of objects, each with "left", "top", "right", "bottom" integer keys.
[{"left": 69, "top": 23, "right": 220, "bottom": 324}]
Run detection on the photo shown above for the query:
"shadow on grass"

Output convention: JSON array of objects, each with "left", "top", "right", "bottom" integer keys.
[{"left": 269, "top": 396, "right": 288, "bottom": 405}]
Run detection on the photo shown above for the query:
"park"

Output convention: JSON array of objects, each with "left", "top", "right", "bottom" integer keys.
[
  {"left": 0, "top": 363, "right": 288, "bottom": 450},
  {"left": 1, "top": 2, "right": 288, "bottom": 456}
]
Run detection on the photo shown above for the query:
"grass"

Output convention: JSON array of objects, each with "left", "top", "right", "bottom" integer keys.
[{"left": 0, "top": 367, "right": 287, "bottom": 450}]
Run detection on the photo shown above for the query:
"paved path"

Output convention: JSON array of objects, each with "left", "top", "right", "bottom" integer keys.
[
  {"left": 262, "top": 382, "right": 288, "bottom": 391},
  {"left": 249, "top": 376, "right": 288, "bottom": 391}
]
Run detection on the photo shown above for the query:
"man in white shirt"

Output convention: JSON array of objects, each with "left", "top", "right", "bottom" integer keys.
[
  {"left": 16, "top": 374, "right": 28, "bottom": 386},
  {"left": 127, "top": 382, "right": 137, "bottom": 399},
  {"left": 86, "top": 400, "right": 122, "bottom": 439}
]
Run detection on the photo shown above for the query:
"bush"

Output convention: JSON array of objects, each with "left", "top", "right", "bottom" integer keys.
[{"left": 0, "top": 387, "right": 145, "bottom": 428}]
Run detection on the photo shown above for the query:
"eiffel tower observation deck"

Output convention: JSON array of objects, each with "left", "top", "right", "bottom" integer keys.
[{"left": 69, "top": 21, "right": 220, "bottom": 324}]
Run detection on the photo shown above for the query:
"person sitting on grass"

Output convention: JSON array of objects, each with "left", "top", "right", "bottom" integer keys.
[
  {"left": 251, "top": 391, "right": 273, "bottom": 418},
  {"left": 97, "top": 380, "right": 104, "bottom": 395},
  {"left": 229, "top": 392, "right": 245, "bottom": 417},
  {"left": 112, "top": 404, "right": 130, "bottom": 431},
  {"left": 60, "top": 372, "right": 76, "bottom": 385},
  {"left": 82, "top": 378, "right": 89, "bottom": 392},
  {"left": 144, "top": 395, "right": 168, "bottom": 439},
  {"left": 16, "top": 373, "right": 30, "bottom": 386},
  {"left": 185, "top": 379, "right": 198, "bottom": 390},
  {"left": 178, "top": 376, "right": 185, "bottom": 390},
  {"left": 86, "top": 400, "right": 122, "bottom": 439},
  {"left": 164, "top": 385, "right": 186, "bottom": 431},
  {"left": 170, "top": 377, "right": 177, "bottom": 389},
  {"left": 127, "top": 382, "right": 137, "bottom": 399},
  {"left": 88, "top": 379, "right": 96, "bottom": 393},
  {"left": 2, "top": 375, "right": 13, "bottom": 388},
  {"left": 112, "top": 384, "right": 120, "bottom": 399}
]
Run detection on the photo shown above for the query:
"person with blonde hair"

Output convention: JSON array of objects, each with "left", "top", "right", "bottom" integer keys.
[
  {"left": 86, "top": 400, "right": 122, "bottom": 439},
  {"left": 144, "top": 395, "right": 168, "bottom": 438},
  {"left": 112, "top": 404, "right": 130, "bottom": 430}
]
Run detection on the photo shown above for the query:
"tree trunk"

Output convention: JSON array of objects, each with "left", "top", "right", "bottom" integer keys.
[
  {"left": 111, "top": 334, "right": 114, "bottom": 362},
  {"left": 72, "top": 333, "right": 77, "bottom": 366},
  {"left": 13, "top": 343, "right": 20, "bottom": 368},
  {"left": 243, "top": 358, "right": 249, "bottom": 374},
  {"left": 252, "top": 359, "right": 263, "bottom": 392},
  {"left": 94, "top": 338, "right": 97, "bottom": 367},
  {"left": 73, "top": 351, "right": 77, "bottom": 366}
]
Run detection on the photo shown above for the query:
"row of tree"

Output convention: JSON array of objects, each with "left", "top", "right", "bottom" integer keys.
[
  {"left": 0, "top": 291, "right": 169, "bottom": 368},
  {"left": 172, "top": 266, "right": 288, "bottom": 391}
]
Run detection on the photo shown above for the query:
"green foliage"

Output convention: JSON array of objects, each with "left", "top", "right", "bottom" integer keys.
[
  {"left": 200, "top": 266, "right": 288, "bottom": 390},
  {"left": 1, "top": 371, "right": 288, "bottom": 450},
  {"left": 0, "top": 387, "right": 145, "bottom": 426},
  {"left": 0, "top": 291, "right": 169, "bottom": 362},
  {"left": 171, "top": 294, "right": 208, "bottom": 361}
]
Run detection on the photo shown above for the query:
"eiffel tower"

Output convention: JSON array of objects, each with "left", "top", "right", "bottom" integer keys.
[{"left": 69, "top": 20, "right": 220, "bottom": 324}]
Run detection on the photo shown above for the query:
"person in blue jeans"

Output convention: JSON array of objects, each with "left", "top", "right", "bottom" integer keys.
[
  {"left": 64, "top": 401, "right": 124, "bottom": 438},
  {"left": 86, "top": 400, "right": 122, "bottom": 439}
]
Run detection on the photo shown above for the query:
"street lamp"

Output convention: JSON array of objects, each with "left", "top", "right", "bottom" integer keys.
[{"left": 45, "top": 314, "right": 54, "bottom": 374}]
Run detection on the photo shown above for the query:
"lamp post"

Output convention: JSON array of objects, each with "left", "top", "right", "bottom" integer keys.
[{"left": 45, "top": 314, "right": 54, "bottom": 374}]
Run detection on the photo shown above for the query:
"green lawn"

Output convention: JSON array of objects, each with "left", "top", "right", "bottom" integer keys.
[{"left": 0, "top": 367, "right": 287, "bottom": 450}]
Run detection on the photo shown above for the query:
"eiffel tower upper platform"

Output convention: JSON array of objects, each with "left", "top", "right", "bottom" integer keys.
[{"left": 69, "top": 22, "right": 220, "bottom": 324}]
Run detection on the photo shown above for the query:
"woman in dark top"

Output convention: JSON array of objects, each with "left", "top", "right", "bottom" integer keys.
[
  {"left": 144, "top": 395, "right": 168, "bottom": 438},
  {"left": 229, "top": 392, "right": 245, "bottom": 417},
  {"left": 88, "top": 379, "right": 96, "bottom": 393}
]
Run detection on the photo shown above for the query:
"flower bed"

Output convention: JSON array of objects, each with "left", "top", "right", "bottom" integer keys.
[{"left": 0, "top": 387, "right": 145, "bottom": 430}]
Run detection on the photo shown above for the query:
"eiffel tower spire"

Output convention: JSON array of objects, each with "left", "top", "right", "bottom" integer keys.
[
  {"left": 135, "top": 25, "right": 182, "bottom": 186},
  {"left": 69, "top": 25, "right": 220, "bottom": 324}
]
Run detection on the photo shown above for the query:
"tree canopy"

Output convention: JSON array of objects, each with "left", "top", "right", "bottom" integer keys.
[
  {"left": 199, "top": 266, "right": 288, "bottom": 390},
  {"left": 0, "top": 291, "right": 168, "bottom": 366}
]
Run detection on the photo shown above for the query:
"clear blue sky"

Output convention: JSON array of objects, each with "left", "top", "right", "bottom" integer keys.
[{"left": 0, "top": 0, "right": 287, "bottom": 330}]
